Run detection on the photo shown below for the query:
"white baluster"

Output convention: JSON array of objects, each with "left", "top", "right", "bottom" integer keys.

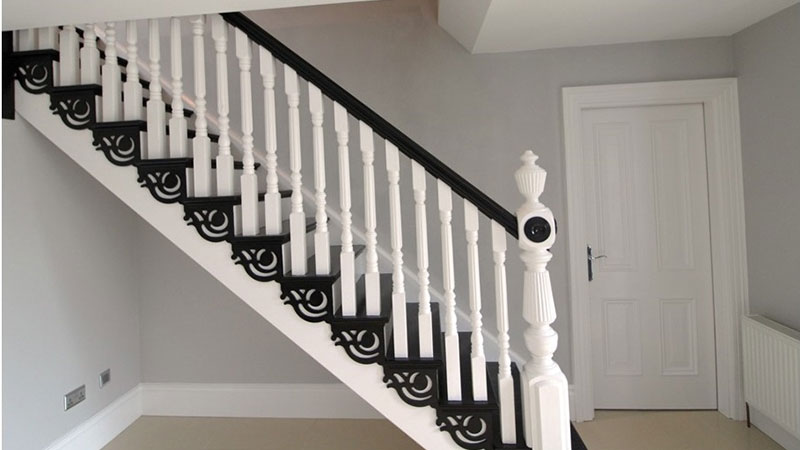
[
  {"left": 465, "top": 200, "right": 488, "bottom": 401},
  {"left": 123, "top": 21, "right": 143, "bottom": 120},
  {"left": 211, "top": 15, "right": 233, "bottom": 195},
  {"left": 285, "top": 66, "right": 306, "bottom": 274},
  {"left": 386, "top": 142, "right": 408, "bottom": 357},
  {"left": 335, "top": 103, "right": 356, "bottom": 314},
  {"left": 146, "top": 19, "right": 166, "bottom": 159},
  {"left": 516, "top": 151, "right": 570, "bottom": 450},
  {"left": 190, "top": 16, "right": 211, "bottom": 197},
  {"left": 37, "top": 27, "right": 57, "bottom": 50},
  {"left": 235, "top": 29, "right": 258, "bottom": 236},
  {"left": 79, "top": 25, "right": 99, "bottom": 84},
  {"left": 359, "top": 121, "right": 381, "bottom": 316},
  {"left": 412, "top": 161, "right": 433, "bottom": 357},
  {"left": 102, "top": 22, "right": 122, "bottom": 122},
  {"left": 19, "top": 29, "right": 36, "bottom": 51},
  {"left": 492, "top": 221, "right": 517, "bottom": 444},
  {"left": 309, "top": 84, "right": 330, "bottom": 274},
  {"left": 259, "top": 47, "right": 281, "bottom": 235},
  {"left": 439, "top": 181, "right": 461, "bottom": 400},
  {"left": 168, "top": 18, "right": 187, "bottom": 157},
  {"left": 59, "top": 26, "right": 79, "bottom": 86}
]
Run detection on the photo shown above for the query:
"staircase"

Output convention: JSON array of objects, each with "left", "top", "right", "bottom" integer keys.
[{"left": 4, "top": 14, "right": 585, "bottom": 450}]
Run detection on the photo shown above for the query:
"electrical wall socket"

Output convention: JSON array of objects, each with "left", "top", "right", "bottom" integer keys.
[
  {"left": 99, "top": 369, "right": 111, "bottom": 388},
  {"left": 64, "top": 385, "right": 85, "bottom": 411}
]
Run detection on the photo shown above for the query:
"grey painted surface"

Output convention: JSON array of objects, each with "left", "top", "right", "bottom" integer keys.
[
  {"left": 2, "top": 118, "right": 142, "bottom": 450},
  {"left": 734, "top": 3, "right": 800, "bottom": 332}
]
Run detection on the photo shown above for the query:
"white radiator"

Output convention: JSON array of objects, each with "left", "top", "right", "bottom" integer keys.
[{"left": 742, "top": 315, "right": 800, "bottom": 441}]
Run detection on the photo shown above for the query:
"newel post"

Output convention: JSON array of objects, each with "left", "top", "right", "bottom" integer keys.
[{"left": 516, "top": 151, "right": 571, "bottom": 450}]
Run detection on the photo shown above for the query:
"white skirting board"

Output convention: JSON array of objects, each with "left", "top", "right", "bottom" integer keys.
[{"left": 751, "top": 409, "right": 800, "bottom": 450}]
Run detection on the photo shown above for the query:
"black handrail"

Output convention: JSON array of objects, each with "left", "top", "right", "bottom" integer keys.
[{"left": 222, "top": 12, "right": 518, "bottom": 239}]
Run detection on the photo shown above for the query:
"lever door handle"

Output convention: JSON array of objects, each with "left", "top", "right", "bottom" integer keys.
[{"left": 587, "top": 246, "right": 606, "bottom": 281}]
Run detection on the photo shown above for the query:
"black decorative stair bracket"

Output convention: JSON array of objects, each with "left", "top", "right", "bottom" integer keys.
[
  {"left": 280, "top": 278, "right": 335, "bottom": 324},
  {"left": 230, "top": 239, "right": 285, "bottom": 282},
  {"left": 49, "top": 84, "right": 101, "bottom": 130},
  {"left": 136, "top": 159, "right": 190, "bottom": 204},
  {"left": 10, "top": 49, "right": 59, "bottom": 95},
  {"left": 92, "top": 120, "right": 146, "bottom": 166},
  {"left": 183, "top": 197, "right": 236, "bottom": 242}
]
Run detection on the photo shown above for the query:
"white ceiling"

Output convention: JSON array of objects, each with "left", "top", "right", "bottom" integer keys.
[{"left": 439, "top": 0, "right": 799, "bottom": 53}]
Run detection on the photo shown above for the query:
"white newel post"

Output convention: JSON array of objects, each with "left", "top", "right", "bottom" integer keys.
[
  {"left": 146, "top": 19, "right": 166, "bottom": 159},
  {"left": 335, "top": 103, "right": 356, "bottom": 314},
  {"left": 37, "top": 27, "right": 57, "bottom": 50},
  {"left": 438, "top": 181, "right": 461, "bottom": 400},
  {"left": 412, "top": 161, "right": 434, "bottom": 357},
  {"left": 492, "top": 221, "right": 517, "bottom": 444},
  {"left": 211, "top": 15, "right": 233, "bottom": 195},
  {"left": 259, "top": 48, "right": 281, "bottom": 235},
  {"left": 123, "top": 21, "right": 143, "bottom": 120},
  {"left": 516, "top": 151, "right": 570, "bottom": 450},
  {"left": 309, "top": 84, "right": 330, "bottom": 274},
  {"left": 359, "top": 122, "right": 381, "bottom": 315},
  {"left": 285, "top": 66, "right": 307, "bottom": 274},
  {"left": 465, "top": 201, "right": 488, "bottom": 401},
  {"left": 101, "top": 22, "right": 122, "bottom": 122},
  {"left": 386, "top": 142, "right": 407, "bottom": 357},
  {"left": 235, "top": 29, "right": 258, "bottom": 236},
  {"left": 80, "top": 25, "right": 99, "bottom": 84},
  {"left": 169, "top": 18, "right": 188, "bottom": 158},
  {"left": 190, "top": 16, "right": 212, "bottom": 197},
  {"left": 59, "top": 25, "right": 79, "bottom": 86}
]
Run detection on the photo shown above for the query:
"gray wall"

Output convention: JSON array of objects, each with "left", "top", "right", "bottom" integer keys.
[
  {"left": 246, "top": 0, "right": 736, "bottom": 379},
  {"left": 734, "top": 3, "right": 800, "bottom": 332},
  {"left": 2, "top": 118, "right": 142, "bottom": 450}
]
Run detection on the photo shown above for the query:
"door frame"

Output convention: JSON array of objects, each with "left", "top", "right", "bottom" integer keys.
[{"left": 562, "top": 78, "right": 749, "bottom": 422}]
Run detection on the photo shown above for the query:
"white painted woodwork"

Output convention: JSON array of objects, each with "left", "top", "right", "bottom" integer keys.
[
  {"left": 211, "top": 15, "right": 233, "bottom": 196},
  {"left": 516, "top": 151, "right": 570, "bottom": 450},
  {"left": 37, "top": 27, "right": 57, "bottom": 50},
  {"left": 168, "top": 18, "right": 188, "bottom": 158},
  {"left": 146, "top": 20, "right": 166, "bottom": 159},
  {"left": 19, "top": 29, "right": 37, "bottom": 51},
  {"left": 309, "top": 84, "right": 330, "bottom": 274},
  {"left": 334, "top": 102, "right": 356, "bottom": 314},
  {"left": 79, "top": 24, "right": 100, "bottom": 84},
  {"left": 190, "top": 16, "right": 212, "bottom": 197},
  {"left": 412, "top": 161, "right": 433, "bottom": 358},
  {"left": 259, "top": 47, "right": 281, "bottom": 235},
  {"left": 492, "top": 221, "right": 516, "bottom": 444},
  {"left": 58, "top": 25, "right": 79, "bottom": 86},
  {"left": 235, "top": 29, "right": 258, "bottom": 236},
  {"left": 122, "top": 21, "right": 143, "bottom": 121},
  {"left": 101, "top": 22, "right": 122, "bottom": 122},
  {"left": 581, "top": 104, "right": 716, "bottom": 409},
  {"left": 386, "top": 141, "right": 407, "bottom": 357},
  {"left": 359, "top": 121, "right": 381, "bottom": 316},
  {"left": 464, "top": 201, "right": 487, "bottom": 401},
  {"left": 285, "top": 65, "right": 307, "bottom": 274},
  {"left": 438, "top": 181, "right": 461, "bottom": 400}
]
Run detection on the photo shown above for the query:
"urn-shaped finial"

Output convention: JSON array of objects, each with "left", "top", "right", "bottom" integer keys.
[{"left": 515, "top": 150, "right": 546, "bottom": 203}]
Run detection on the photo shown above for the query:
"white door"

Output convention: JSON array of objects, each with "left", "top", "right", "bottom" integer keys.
[{"left": 581, "top": 103, "right": 717, "bottom": 409}]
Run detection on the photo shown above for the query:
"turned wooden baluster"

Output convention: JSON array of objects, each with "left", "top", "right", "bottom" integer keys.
[
  {"left": 259, "top": 47, "right": 281, "bottom": 235},
  {"left": 102, "top": 22, "right": 122, "bottom": 122},
  {"left": 146, "top": 19, "right": 166, "bottom": 159},
  {"left": 80, "top": 25, "right": 99, "bottom": 84},
  {"left": 235, "top": 29, "right": 258, "bottom": 236},
  {"left": 37, "top": 27, "right": 57, "bottom": 50},
  {"left": 465, "top": 200, "right": 488, "bottom": 401},
  {"left": 335, "top": 103, "right": 356, "bottom": 313},
  {"left": 190, "top": 16, "right": 212, "bottom": 197},
  {"left": 19, "top": 29, "right": 36, "bottom": 51},
  {"left": 439, "top": 181, "right": 461, "bottom": 400},
  {"left": 386, "top": 142, "right": 408, "bottom": 357},
  {"left": 492, "top": 221, "right": 517, "bottom": 444},
  {"left": 412, "top": 161, "right": 433, "bottom": 357},
  {"left": 359, "top": 121, "right": 381, "bottom": 315},
  {"left": 516, "top": 151, "right": 570, "bottom": 450},
  {"left": 309, "top": 84, "right": 330, "bottom": 274},
  {"left": 123, "top": 21, "right": 143, "bottom": 120},
  {"left": 285, "top": 66, "right": 307, "bottom": 274},
  {"left": 169, "top": 18, "right": 187, "bottom": 158},
  {"left": 59, "top": 25, "right": 79, "bottom": 86},
  {"left": 211, "top": 15, "right": 233, "bottom": 195}
]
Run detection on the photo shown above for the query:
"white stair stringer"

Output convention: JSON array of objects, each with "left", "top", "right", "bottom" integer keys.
[{"left": 15, "top": 85, "right": 458, "bottom": 450}]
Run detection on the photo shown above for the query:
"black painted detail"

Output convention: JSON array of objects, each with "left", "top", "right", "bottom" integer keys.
[
  {"left": 523, "top": 216, "right": 551, "bottom": 243},
  {"left": 92, "top": 120, "right": 146, "bottom": 166},
  {"left": 9, "top": 49, "right": 59, "bottom": 95},
  {"left": 182, "top": 197, "right": 236, "bottom": 242},
  {"left": 330, "top": 274, "right": 392, "bottom": 365},
  {"left": 229, "top": 218, "right": 316, "bottom": 282},
  {"left": 49, "top": 84, "right": 101, "bottom": 130},
  {"left": 385, "top": 367, "right": 439, "bottom": 407},
  {"left": 135, "top": 158, "right": 189, "bottom": 204},
  {"left": 3, "top": 31, "right": 15, "bottom": 119},
  {"left": 436, "top": 412, "right": 495, "bottom": 450}
]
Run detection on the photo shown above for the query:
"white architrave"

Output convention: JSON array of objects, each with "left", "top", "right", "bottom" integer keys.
[
  {"left": 464, "top": 200, "right": 487, "bottom": 401},
  {"left": 79, "top": 24, "right": 99, "bottom": 84},
  {"left": 235, "top": 29, "right": 258, "bottom": 236},
  {"left": 492, "top": 221, "right": 516, "bottom": 444},
  {"left": 309, "top": 84, "right": 330, "bottom": 274},
  {"left": 211, "top": 15, "right": 233, "bottom": 196},
  {"left": 123, "top": 21, "right": 143, "bottom": 121},
  {"left": 386, "top": 141, "right": 407, "bottom": 358},
  {"left": 190, "top": 16, "right": 212, "bottom": 197},
  {"left": 259, "top": 47, "right": 282, "bottom": 235},
  {"left": 335, "top": 103, "right": 356, "bottom": 314},
  {"left": 412, "top": 161, "right": 433, "bottom": 358},
  {"left": 285, "top": 65, "right": 307, "bottom": 275},
  {"left": 562, "top": 79, "right": 749, "bottom": 422},
  {"left": 146, "top": 19, "right": 166, "bottom": 159},
  {"left": 168, "top": 18, "right": 188, "bottom": 158},
  {"left": 101, "top": 22, "right": 122, "bottom": 122},
  {"left": 360, "top": 121, "right": 381, "bottom": 316},
  {"left": 438, "top": 181, "right": 461, "bottom": 401}
]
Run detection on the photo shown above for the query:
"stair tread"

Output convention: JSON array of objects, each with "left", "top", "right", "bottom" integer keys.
[
  {"left": 284, "top": 245, "right": 367, "bottom": 279},
  {"left": 133, "top": 157, "right": 265, "bottom": 172},
  {"left": 91, "top": 119, "right": 221, "bottom": 143},
  {"left": 50, "top": 84, "right": 102, "bottom": 94},
  {"left": 229, "top": 218, "right": 317, "bottom": 243},
  {"left": 333, "top": 273, "right": 393, "bottom": 321},
  {"left": 386, "top": 302, "right": 443, "bottom": 363}
]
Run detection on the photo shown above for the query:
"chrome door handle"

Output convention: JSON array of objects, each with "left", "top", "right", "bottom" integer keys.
[{"left": 587, "top": 246, "right": 607, "bottom": 281}]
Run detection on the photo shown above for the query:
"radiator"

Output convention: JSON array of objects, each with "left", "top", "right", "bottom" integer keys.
[{"left": 742, "top": 315, "right": 800, "bottom": 441}]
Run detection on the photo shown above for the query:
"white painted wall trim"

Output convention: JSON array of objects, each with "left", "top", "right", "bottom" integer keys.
[{"left": 562, "top": 78, "right": 749, "bottom": 422}]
